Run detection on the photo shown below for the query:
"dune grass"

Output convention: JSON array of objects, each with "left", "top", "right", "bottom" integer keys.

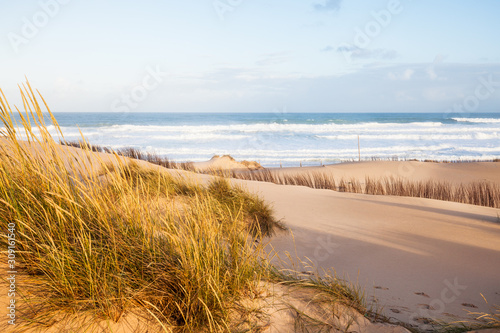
[
  {"left": 61, "top": 140, "right": 196, "bottom": 172},
  {"left": 230, "top": 170, "right": 500, "bottom": 209},
  {"left": 0, "top": 84, "right": 286, "bottom": 331},
  {"left": 0, "top": 83, "right": 372, "bottom": 332},
  {"left": 60, "top": 140, "right": 500, "bottom": 209},
  {"left": 462, "top": 299, "right": 500, "bottom": 332}
]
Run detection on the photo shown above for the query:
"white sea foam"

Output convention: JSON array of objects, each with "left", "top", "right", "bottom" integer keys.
[
  {"left": 146, "top": 144, "right": 455, "bottom": 157},
  {"left": 318, "top": 134, "right": 475, "bottom": 140},
  {"left": 98, "top": 122, "right": 445, "bottom": 134},
  {"left": 474, "top": 132, "right": 500, "bottom": 139},
  {"left": 6, "top": 113, "right": 500, "bottom": 167},
  {"left": 150, "top": 134, "right": 250, "bottom": 141},
  {"left": 452, "top": 118, "right": 500, "bottom": 123},
  {"left": 49, "top": 124, "right": 500, "bottom": 136}
]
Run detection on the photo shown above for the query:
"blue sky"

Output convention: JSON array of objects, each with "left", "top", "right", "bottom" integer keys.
[{"left": 1, "top": 0, "right": 500, "bottom": 112}]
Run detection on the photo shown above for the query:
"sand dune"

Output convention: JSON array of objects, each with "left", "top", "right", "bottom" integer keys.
[
  {"left": 165, "top": 156, "right": 500, "bottom": 329},
  {"left": 192, "top": 155, "right": 263, "bottom": 172},
  {"left": 234, "top": 166, "right": 500, "bottom": 331},
  {"left": 2, "top": 143, "right": 499, "bottom": 331}
]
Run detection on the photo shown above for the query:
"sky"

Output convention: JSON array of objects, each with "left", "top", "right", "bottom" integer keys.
[{"left": 1, "top": 0, "right": 500, "bottom": 113}]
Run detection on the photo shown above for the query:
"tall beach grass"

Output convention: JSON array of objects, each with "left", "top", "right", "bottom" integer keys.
[
  {"left": 0, "top": 84, "right": 282, "bottom": 331},
  {"left": 0, "top": 84, "right": 369, "bottom": 331}
]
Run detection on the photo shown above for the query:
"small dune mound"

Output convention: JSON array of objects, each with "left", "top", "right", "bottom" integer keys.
[
  {"left": 240, "top": 159, "right": 264, "bottom": 170},
  {"left": 193, "top": 155, "right": 263, "bottom": 172}
]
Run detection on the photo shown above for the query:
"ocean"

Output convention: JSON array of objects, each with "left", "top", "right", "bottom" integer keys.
[{"left": 19, "top": 112, "right": 500, "bottom": 167}]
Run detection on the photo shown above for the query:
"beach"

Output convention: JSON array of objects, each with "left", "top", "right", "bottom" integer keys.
[
  {"left": 193, "top": 156, "right": 500, "bottom": 329},
  {"left": 237, "top": 166, "right": 500, "bottom": 329},
  {"left": 2, "top": 141, "right": 499, "bottom": 331},
  {"left": 2, "top": 103, "right": 500, "bottom": 332},
  {"left": 4, "top": 0, "right": 500, "bottom": 331}
]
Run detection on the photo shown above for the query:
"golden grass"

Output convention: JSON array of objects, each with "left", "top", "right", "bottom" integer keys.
[
  {"left": 0, "top": 83, "right": 370, "bottom": 332},
  {"left": 461, "top": 296, "right": 500, "bottom": 331},
  {"left": 61, "top": 141, "right": 196, "bottom": 172},
  {"left": 0, "top": 84, "right": 283, "bottom": 331},
  {"left": 437, "top": 303, "right": 500, "bottom": 333}
]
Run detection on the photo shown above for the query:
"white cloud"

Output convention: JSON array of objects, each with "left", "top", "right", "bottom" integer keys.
[
  {"left": 426, "top": 67, "right": 438, "bottom": 80},
  {"left": 403, "top": 69, "right": 414, "bottom": 80},
  {"left": 425, "top": 54, "right": 447, "bottom": 80},
  {"left": 328, "top": 45, "right": 399, "bottom": 60},
  {"left": 388, "top": 69, "right": 414, "bottom": 81}
]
